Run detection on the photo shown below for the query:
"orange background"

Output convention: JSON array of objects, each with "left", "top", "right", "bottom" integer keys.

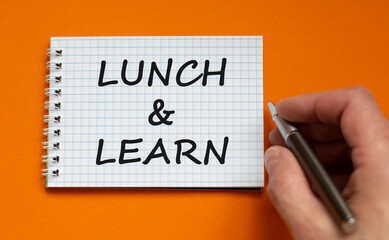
[{"left": 1, "top": 0, "right": 388, "bottom": 239}]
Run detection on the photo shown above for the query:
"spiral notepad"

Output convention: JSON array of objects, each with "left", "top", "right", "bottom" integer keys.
[{"left": 42, "top": 36, "right": 264, "bottom": 188}]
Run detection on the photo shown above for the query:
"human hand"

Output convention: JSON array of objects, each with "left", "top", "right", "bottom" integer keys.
[{"left": 265, "top": 87, "right": 389, "bottom": 239}]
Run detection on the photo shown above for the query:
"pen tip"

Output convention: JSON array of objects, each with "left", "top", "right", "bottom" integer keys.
[{"left": 267, "top": 101, "right": 277, "bottom": 116}]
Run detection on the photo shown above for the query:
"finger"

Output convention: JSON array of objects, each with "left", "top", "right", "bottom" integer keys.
[
  {"left": 270, "top": 128, "right": 350, "bottom": 166},
  {"left": 269, "top": 123, "right": 343, "bottom": 144},
  {"left": 310, "top": 140, "right": 350, "bottom": 166},
  {"left": 268, "top": 128, "right": 286, "bottom": 146},
  {"left": 276, "top": 87, "right": 387, "bottom": 150},
  {"left": 296, "top": 123, "right": 343, "bottom": 142},
  {"left": 265, "top": 146, "right": 338, "bottom": 238}
]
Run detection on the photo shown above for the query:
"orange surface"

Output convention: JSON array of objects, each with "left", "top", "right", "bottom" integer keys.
[{"left": 1, "top": 0, "right": 389, "bottom": 239}]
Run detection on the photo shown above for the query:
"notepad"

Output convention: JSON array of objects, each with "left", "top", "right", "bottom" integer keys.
[{"left": 43, "top": 36, "right": 263, "bottom": 188}]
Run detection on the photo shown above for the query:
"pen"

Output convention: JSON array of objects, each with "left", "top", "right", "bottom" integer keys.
[{"left": 267, "top": 101, "right": 357, "bottom": 233}]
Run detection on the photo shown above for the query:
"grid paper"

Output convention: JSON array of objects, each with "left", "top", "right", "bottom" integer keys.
[{"left": 46, "top": 36, "right": 263, "bottom": 187}]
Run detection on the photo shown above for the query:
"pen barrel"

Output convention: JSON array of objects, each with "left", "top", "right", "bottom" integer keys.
[{"left": 285, "top": 132, "right": 355, "bottom": 230}]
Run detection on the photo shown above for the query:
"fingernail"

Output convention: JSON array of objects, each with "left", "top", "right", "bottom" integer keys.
[{"left": 265, "top": 147, "right": 280, "bottom": 174}]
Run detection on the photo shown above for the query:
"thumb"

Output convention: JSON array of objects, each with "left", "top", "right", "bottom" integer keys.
[{"left": 265, "top": 146, "right": 339, "bottom": 239}]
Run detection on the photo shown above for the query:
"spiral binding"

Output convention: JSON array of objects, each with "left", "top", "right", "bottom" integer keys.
[
  {"left": 41, "top": 169, "right": 59, "bottom": 176},
  {"left": 44, "top": 88, "right": 62, "bottom": 96},
  {"left": 43, "top": 128, "right": 61, "bottom": 136},
  {"left": 44, "top": 101, "right": 61, "bottom": 110},
  {"left": 46, "top": 62, "right": 62, "bottom": 70},
  {"left": 42, "top": 155, "right": 60, "bottom": 163},
  {"left": 43, "top": 115, "right": 61, "bottom": 123},
  {"left": 45, "top": 75, "right": 62, "bottom": 83},
  {"left": 47, "top": 49, "right": 62, "bottom": 56},
  {"left": 42, "top": 48, "right": 62, "bottom": 177}
]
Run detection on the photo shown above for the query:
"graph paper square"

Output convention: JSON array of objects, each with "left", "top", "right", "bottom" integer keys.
[{"left": 46, "top": 36, "right": 263, "bottom": 188}]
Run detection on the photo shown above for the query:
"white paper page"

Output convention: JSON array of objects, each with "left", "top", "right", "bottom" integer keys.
[{"left": 46, "top": 36, "right": 263, "bottom": 187}]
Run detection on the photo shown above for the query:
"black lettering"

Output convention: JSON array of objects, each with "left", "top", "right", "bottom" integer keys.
[
  {"left": 174, "top": 139, "right": 201, "bottom": 164},
  {"left": 98, "top": 60, "right": 119, "bottom": 87},
  {"left": 148, "top": 58, "right": 173, "bottom": 86},
  {"left": 121, "top": 59, "right": 144, "bottom": 86},
  {"left": 204, "top": 137, "right": 229, "bottom": 165},
  {"left": 176, "top": 60, "right": 203, "bottom": 87},
  {"left": 143, "top": 138, "right": 170, "bottom": 164},
  {"left": 202, "top": 58, "right": 227, "bottom": 86},
  {"left": 119, "top": 138, "right": 143, "bottom": 164},
  {"left": 96, "top": 139, "right": 116, "bottom": 165}
]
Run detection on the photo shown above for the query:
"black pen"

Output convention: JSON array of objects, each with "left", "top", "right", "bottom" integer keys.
[{"left": 267, "top": 101, "right": 357, "bottom": 233}]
